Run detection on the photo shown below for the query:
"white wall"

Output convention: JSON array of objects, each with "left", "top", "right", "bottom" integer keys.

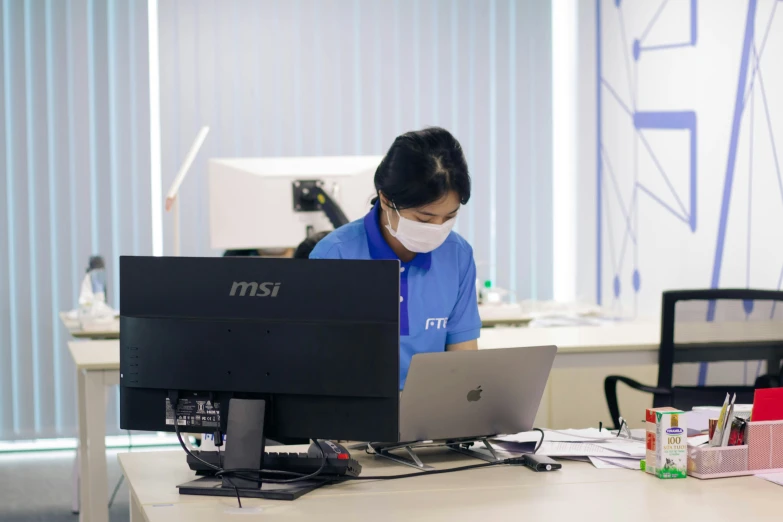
[{"left": 579, "top": 0, "right": 783, "bottom": 319}]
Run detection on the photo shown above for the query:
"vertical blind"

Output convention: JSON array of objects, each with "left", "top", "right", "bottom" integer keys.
[
  {"left": 157, "top": 0, "right": 553, "bottom": 300},
  {"left": 0, "top": 0, "right": 151, "bottom": 441}
]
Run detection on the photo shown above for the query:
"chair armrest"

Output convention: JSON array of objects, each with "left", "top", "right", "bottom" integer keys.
[{"left": 604, "top": 375, "right": 672, "bottom": 429}]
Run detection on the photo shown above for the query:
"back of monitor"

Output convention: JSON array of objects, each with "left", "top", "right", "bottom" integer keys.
[{"left": 209, "top": 156, "right": 380, "bottom": 250}]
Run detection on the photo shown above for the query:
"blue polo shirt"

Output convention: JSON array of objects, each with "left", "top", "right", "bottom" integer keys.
[{"left": 309, "top": 202, "right": 482, "bottom": 389}]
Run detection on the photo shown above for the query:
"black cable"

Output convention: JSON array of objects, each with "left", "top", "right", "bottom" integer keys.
[
  {"left": 108, "top": 475, "right": 125, "bottom": 508},
  {"left": 533, "top": 428, "right": 545, "bottom": 454},
  {"left": 173, "top": 415, "right": 221, "bottom": 472},
  {"left": 108, "top": 430, "right": 135, "bottom": 509},
  {"left": 171, "top": 401, "right": 328, "bottom": 486},
  {"left": 225, "top": 476, "right": 242, "bottom": 509},
  {"left": 216, "top": 440, "right": 328, "bottom": 484},
  {"left": 216, "top": 446, "right": 242, "bottom": 509},
  {"left": 338, "top": 457, "right": 530, "bottom": 481},
  {"left": 212, "top": 467, "right": 308, "bottom": 478}
]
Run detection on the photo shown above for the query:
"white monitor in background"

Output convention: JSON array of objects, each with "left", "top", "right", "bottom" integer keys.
[{"left": 208, "top": 155, "right": 381, "bottom": 250}]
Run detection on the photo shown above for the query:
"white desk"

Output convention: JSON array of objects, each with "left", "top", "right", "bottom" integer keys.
[
  {"left": 118, "top": 448, "right": 781, "bottom": 521},
  {"left": 479, "top": 321, "right": 660, "bottom": 366},
  {"left": 68, "top": 340, "right": 120, "bottom": 522}
]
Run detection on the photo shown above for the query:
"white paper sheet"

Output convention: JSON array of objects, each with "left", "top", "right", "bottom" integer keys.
[
  {"left": 535, "top": 441, "right": 632, "bottom": 458},
  {"left": 756, "top": 473, "right": 783, "bottom": 487},
  {"left": 589, "top": 456, "right": 623, "bottom": 469},
  {"left": 594, "top": 456, "right": 643, "bottom": 470},
  {"left": 592, "top": 440, "right": 646, "bottom": 458}
]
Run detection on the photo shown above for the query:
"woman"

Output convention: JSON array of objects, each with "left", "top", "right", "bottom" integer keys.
[{"left": 310, "top": 127, "right": 480, "bottom": 390}]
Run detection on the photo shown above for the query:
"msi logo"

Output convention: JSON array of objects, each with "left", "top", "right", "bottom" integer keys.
[{"left": 229, "top": 281, "right": 282, "bottom": 297}]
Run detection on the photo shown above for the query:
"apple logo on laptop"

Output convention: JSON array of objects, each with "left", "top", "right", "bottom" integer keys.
[{"left": 467, "top": 386, "right": 482, "bottom": 402}]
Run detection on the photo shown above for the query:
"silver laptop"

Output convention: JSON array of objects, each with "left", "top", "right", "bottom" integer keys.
[{"left": 398, "top": 345, "right": 557, "bottom": 442}]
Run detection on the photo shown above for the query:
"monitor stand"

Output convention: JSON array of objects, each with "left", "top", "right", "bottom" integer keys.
[{"left": 176, "top": 398, "right": 330, "bottom": 501}]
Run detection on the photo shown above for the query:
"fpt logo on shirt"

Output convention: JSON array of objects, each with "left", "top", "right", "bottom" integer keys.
[{"left": 425, "top": 318, "right": 448, "bottom": 330}]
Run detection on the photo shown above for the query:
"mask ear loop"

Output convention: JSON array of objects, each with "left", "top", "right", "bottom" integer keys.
[
  {"left": 384, "top": 201, "right": 404, "bottom": 236},
  {"left": 384, "top": 206, "right": 398, "bottom": 236}
]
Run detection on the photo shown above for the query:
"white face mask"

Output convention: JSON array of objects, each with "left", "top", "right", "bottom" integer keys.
[{"left": 384, "top": 206, "right": 456, "bottom": 253}]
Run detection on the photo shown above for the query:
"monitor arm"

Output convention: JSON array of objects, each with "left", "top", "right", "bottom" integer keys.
[{"left": 292, "top": 180, "right": 350, "bottom": 230}]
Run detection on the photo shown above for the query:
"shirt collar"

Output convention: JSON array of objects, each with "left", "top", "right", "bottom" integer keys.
[{"left": 363, "top": 201, "right": 432, "bottom": 270}]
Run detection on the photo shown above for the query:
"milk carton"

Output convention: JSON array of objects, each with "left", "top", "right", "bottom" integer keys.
[
  {"left": 645, "top": 407, "right": 680, "bottom": 476},
  {"left": 645, "top": 428, "right": 657, "bottom": 475},
  {"left": 654, "top": 409, "right": 687, "bottom": 479}
]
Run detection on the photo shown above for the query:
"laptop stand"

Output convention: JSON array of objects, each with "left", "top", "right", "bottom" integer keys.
[{"left": 364, "top": 437, "right": 502, "bottom": 471}]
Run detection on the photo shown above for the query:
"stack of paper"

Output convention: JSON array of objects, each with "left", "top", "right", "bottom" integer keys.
[{"left": 495, "top": 428, "right": 645, "bottom": 470}]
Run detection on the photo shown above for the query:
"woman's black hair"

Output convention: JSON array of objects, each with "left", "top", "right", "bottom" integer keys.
[
  {"left": 293, "top": 230, "right": 331, "bottom": 259},
  {"left": 371, "top": 127, "right": 471, "bottom": 210}
]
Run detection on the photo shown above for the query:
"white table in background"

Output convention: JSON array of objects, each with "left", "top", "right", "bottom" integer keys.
[
  {"left": 60, "top": 312, "right": 120, "bottom": 340},
  {"left": 68, "top": 340, "right": 120, "bottom": 522},
  {"left": 478, "top": 321, "right": 661, "bottom": 367},
  {"left": 118, "top": 448, "right": 781, "bottom": 521}
]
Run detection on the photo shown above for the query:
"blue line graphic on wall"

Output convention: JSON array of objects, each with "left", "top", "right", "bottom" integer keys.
[
  {"left": 596, "top": 0, "right": 699, "bottom": 307},
  {"left": 634, "top": 111, "right": 697, "bottom": 232},
  {"left": 597, "top": 0, "right": 783, "bottom": 385},
  {"left": 709, "top": 0, "right": 783, "bottom": 302},
  {"left": 631, "top": 0, "right": 698, "bottom": 60}
]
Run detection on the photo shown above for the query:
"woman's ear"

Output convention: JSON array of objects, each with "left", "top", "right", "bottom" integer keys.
[{"left": 378, "top": 192, "right": 391, "bottom": 210}]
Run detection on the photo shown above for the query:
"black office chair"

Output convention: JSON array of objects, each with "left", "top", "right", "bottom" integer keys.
[{"left": 605, "top": 289, "right": 783, "bottom": 429}]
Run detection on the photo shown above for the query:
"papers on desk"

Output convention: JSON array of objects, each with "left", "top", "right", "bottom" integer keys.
[
  {"left": 588, "top": 456, "right": 641, "bottom": 470},
  {"left": 756, "top": 473, "right": 783, "bottom": 487},
  {"left": 535, "top": 441, "right": 643, "bottom": 458},
  {"left": 495, "top": 429, "right": 645, "bottom": 469},
  {"left": 687, "top": 435, "right": 710, "bottom": 447},
  {"left": 498, "top": 429, "right": 645, "bottom": 447},
  {"left": 497, "top": 429, "right": 607, "bottom": 444}
]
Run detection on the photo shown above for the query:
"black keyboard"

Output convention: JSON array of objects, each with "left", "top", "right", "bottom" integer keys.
[{"left": 186, "top": 450, "right": 362, "bottom": 478}]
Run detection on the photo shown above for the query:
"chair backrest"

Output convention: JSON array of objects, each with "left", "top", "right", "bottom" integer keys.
[{"left": 656, "top": 289, "right": 783, "bottom": 410}]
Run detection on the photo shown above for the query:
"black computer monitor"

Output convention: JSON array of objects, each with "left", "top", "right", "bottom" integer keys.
[{"left": 119, "top": 256, "right": 400, "bottom": 497}]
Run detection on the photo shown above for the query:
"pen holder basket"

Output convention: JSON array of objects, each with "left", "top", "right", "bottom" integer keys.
[
  {"left": 747, "top": 420, "right": 783, "bottom": 471},
  {"left": 687, "top": 445, "right": 748, "bottom": 478},
  {"left": 688, "top": 420, "right": 783, "bottom": 479}
]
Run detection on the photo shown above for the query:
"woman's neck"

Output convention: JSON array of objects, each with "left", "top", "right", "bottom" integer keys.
[{"left": 379, "top": 206, "right": 416, "bottom": 263}]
